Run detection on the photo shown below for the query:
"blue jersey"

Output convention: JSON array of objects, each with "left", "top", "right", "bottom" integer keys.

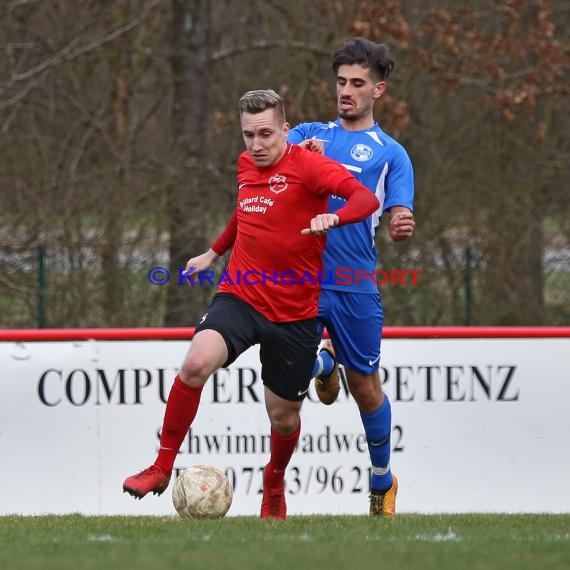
[{"left": 289, "top": 120, "right": 414, "bottom": 294}]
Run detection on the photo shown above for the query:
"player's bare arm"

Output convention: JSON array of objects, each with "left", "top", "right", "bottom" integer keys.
[{"left": 388, "top": 206, "right": 415, "bottom": 241}]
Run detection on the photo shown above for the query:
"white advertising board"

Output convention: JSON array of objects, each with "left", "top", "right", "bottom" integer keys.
[{"left": 0, "top": 337, "right": 569, "bottom": 515}]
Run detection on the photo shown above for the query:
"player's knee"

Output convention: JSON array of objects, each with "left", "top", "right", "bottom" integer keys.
[
  {"left": 349, "top": 377, "right": 382, "bottom": 409},
  {"left": 267, "top": 409, "right": 299, "bottom": 436},
  {"left": 179, "top": 353, "right": 212, "bottom": 384}
]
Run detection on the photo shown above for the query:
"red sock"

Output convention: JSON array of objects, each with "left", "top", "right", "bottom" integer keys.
[
  {"left": 154, "top": 376, "right": 202, "bottom": 475},
  {"left": 264, "top": 421, "right": 301, "bottom": 489}
]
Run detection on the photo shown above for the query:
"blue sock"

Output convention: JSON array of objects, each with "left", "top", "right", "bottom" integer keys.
[
  {"left": 311, "top": 348, "right": 334, "bottom": 378},
  {"left": 361, "top": 396, "right": 393, "bottom": 492}
]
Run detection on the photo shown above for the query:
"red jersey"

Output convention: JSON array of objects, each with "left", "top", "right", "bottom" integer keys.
[{"left": 217, "top": 144, "right": 377, "bottom": 322}]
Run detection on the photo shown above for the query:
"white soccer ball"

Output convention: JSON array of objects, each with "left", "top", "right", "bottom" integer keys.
[{"left": 172, "top": 465, "right": 233, "bottom": 519}]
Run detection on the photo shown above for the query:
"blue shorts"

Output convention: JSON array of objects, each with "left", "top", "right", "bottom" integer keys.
[{"left": 317, "top": 288, "right": 383, "bottom": 375}]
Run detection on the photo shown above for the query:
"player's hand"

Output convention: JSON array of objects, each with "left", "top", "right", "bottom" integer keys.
[
  {"left": 301, "top": 213, "right": 340, "bottom": 235},
  {"left": 298, "top": 138, "right": 325, "bottom": 154},
  {"left": 389, "top": 212, "right": 415, "bottom": 241},
  {"left": 184, "top": 249, "right": 219, "bottom": 286}
]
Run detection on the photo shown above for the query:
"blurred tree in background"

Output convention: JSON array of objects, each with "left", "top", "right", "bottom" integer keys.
[
  {"left": 351, "top": 0, "right": 569, "bottom": 325},
  {"left": 0, "top": 0, "right": 568, "bottom": 328}
]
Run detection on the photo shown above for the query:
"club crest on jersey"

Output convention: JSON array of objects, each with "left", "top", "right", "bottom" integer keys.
[
  {"left": 350, "top": 144, "right": 373, "bottom": 162},
  {"left": 269, "top": 174, "right": 288, "bottom": 194}
]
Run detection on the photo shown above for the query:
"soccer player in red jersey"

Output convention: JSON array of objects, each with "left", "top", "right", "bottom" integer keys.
[
  {"left": 123, "top": 89, "right": 379, "bottom": 519},
  {"left": 183, "top": 40, "right": 415, "bottom": 518}
]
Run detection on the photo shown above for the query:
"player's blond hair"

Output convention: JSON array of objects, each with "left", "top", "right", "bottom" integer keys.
[{"left": 238, "top": 90, "right": 286, "bottom": 125}]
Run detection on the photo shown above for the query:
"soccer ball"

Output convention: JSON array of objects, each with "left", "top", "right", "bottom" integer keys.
[{"left": 172, "top": 465, "right": 233, "bottom": 519}]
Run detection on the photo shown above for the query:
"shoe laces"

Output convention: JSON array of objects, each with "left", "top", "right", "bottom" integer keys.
[
  {"left": 264, "top": 487, "right": 284, "bottom": 501},
  {"left": 134, "top": 465, "right": 163, "bottom": 479},
  {"left": 264, "top": 489, "right": 285, "bottom": 515},
  {"left": 316, "top": 373, "right": 334, "bottom": 387},
  {"left": 370, "top": 489, "right": 393, "bottom": 515},
  {"left": 369, "top": 492, "right": 384, "bottom": 512}
]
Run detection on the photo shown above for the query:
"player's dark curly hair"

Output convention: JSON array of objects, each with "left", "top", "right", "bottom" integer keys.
[{"left": 332, "top": 37, "right": 395, "bottom": 81}]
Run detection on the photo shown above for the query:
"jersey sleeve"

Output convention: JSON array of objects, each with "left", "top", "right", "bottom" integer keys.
[
  {"left": 288, "top": 122, "right": 319, "bottom": 145},
  {"left": 334, "top": 180, "right": 379, "bottom": 226},
  {"left": 300, "top": 150, "right": 349, "bottom": 196},
  {"left": 382, "top": 145, "right": 415, "bottom": 212}
]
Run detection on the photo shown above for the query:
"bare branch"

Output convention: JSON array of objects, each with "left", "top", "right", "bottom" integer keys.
[
  {"left": 0, "top": 72, "right": 45, "bottom": 111},
  {"left": 0, "top": 273, "right": 37, "bottom": 296},
  {"left": 2, "top": 0, "right": 165, "bottom": 91},
  {"left": 1, "top": 108, "right": 17, "bottom": 133},
  {"left": 0, "top": 42, "right": 41, "bottom": 50},
  {"left": 7, "top": 0, "right": 44, "bottom": 8},
  {"left": 211, "top": 40, "right": 330, "bottom": 61}
]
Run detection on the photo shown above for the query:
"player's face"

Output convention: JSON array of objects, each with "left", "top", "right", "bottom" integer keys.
[
  {"left": 336, "top": 64, "right": 386, "bottom": 125},
  {"left": 241, "top": 109, "right": 290, "bottom": 168}
]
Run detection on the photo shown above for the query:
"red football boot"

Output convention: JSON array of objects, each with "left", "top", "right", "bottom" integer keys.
[{"left": 123, "top": 465, "right": 171, "bottom": 499}]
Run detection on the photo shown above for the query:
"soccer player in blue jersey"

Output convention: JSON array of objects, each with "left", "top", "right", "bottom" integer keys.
[
  {"left": 185, "top": 38, "right": 415, "bottom": 516},
  {"left": 289, "top": 37, "right": 415, "bottom": 516}
]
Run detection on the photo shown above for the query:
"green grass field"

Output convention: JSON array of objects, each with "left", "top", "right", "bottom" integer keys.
[{"left": 1, "top": 514, "right": 569, "bottom": 570}]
